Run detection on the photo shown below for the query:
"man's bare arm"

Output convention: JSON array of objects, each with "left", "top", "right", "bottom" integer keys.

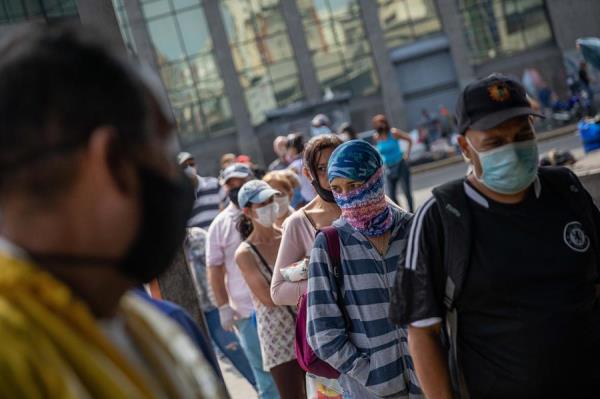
[{"left": 408, "top": 324, "right": 454, "bottom": 399}]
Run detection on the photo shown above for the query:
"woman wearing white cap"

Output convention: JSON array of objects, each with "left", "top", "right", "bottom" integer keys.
[{"left": 234, "top": 180, "right": 306, "bottom": 399}]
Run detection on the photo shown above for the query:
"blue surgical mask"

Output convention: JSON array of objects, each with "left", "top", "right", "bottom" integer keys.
[{"left": 467, "top": 138, "right": 539, "bottom": 195}]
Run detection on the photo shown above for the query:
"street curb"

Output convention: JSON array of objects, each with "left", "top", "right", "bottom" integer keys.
[{"left": 411, "top": 123, "right": 579, "bottom": 175}]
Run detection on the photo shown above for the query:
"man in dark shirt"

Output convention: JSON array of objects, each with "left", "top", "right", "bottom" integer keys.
[{"left": 393, "top": 74, "right": 600, "bottom": 399}]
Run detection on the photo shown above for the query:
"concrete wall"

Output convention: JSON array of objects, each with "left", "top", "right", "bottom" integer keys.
[
  {"left": 474, "top": 43, "right": 568, "bottom": 97},
  {"left": 545, "top": 0, "right": 600, "bottom": 52}
]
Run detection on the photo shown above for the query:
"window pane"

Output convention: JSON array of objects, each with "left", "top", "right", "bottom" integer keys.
[
  {"left": 174, "top": 103, "right": 204, "bottom": 136},
  {"left": 221, "top": 1, "right": 256, "bottom": 42},
  {"left": 197, "top": 79, "right": 225, "bottom": 100},
  {"left": 221, "top": 0, "right": 303, "bottom": 124},
  {"left": 261, "top": 34, "right": 294, "bottom": 63},
  {"left": 272, "top": 76, "right": 302, "bottom": 105},
  {"left": 232, "top": 42, "right": 264, "bottom": 70},
  {"left": 168, "top": 87, "right": 199, "bottom": 109},
  {"left": 268, "top": 59, "right": 298, "bottom": 81},
  {"left": 190, "top": 55, "right": 219, "bottom": 82},
  {"left": 172, "top": 0, "right": 200, "bottom": 10},
  {"left": 142, "top": 0, "right": 171, "bottom": 19},
  {"left": 202, "top": 97, "right": 235, "bottom": 133},
  {"left": 160, "top": 61, "right": 194, "bottom": 91},
  {"left": 147, "top": 16, "right": 185, "bottom": 63},
  {"left": 460, "top": 0, "right": 553, "bottom": 64},
  {"left": 177, "top": 7, "right": 212, "bottom": 56},
  {"left": 378, "top": 0, "right": 442, "bottom": 49},
  {"left": 245, "top": 80, "right": 278, "bottom": 124},
  {"left": 301, "top": 0, "right": 379, "bottom": 96}
]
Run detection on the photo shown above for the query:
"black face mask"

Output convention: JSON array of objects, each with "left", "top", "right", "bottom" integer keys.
[
  {"left": 118, "top": 167, "right": 194, "bottom": 283},
  {"left": 228, "top": 187, "right": 241, "bottom": 208},
  {"left": 311, "top": 179, "right": 336, "bottom": 203},
  {"left": 27, "top": 167, "right": 194, "bottom": 284}
]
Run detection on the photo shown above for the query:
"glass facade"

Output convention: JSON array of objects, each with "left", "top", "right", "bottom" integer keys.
[
  {"left": 0, "top": 0, "right": 78, "bottom": 23},
  {"left": 114, "top": 0, "right": 234, "bottom": 143},
  {"left": 458, "top": 0, "right": 553, "bottom": 64},
  {"left": 298, "top": 0, "right": 378, "bottom": 97},
  {"left": 377, "top": 0, "right": 442, "bottom": 50},
  {"left": 221, "top": 0, "right": 302, "bottom": 125}
]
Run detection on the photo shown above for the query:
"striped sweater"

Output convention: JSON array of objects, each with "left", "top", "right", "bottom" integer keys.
[{"left": 306, "top": 207, "right": 422, "bottom": 398}]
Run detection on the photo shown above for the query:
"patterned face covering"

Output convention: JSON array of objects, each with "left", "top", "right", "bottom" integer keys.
[{"left": 328, "top": 140, "right": 393, "bottom": 237}]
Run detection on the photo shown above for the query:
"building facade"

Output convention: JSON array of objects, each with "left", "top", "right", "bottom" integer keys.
[{"left": 2, "top": 0, "right": 600, "bottom": 175}]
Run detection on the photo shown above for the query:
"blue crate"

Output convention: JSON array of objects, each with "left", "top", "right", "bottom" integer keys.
[{"left": 578, "top": 120, "right": 600, "bottom": 153}]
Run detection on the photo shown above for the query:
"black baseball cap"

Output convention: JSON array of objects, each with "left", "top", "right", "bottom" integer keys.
[{"left": 455, "top": 73, "right": 543, "bottom": 135}]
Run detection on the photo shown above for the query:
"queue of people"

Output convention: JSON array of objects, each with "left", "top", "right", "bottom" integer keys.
[{"left": 2, "top": 23, "right": 600, "bottom": 399}]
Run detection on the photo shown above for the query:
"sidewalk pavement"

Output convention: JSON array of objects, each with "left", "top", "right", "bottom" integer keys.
[{"left": 219, "top": 357, "right": 258, "bottom": 399}]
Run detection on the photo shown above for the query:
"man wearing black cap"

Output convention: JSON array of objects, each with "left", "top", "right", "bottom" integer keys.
[{"left": 390, "top": 74, "right": 600, "bottom": 398}]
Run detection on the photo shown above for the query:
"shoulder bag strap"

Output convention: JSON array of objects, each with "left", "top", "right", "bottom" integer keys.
[
  {"left": 319, "top": 227, "right": 351, "bottom": 326},
  {"left": 246, "top": 242, "right": 273, "bottom": 284},
  {"left": 247, "top": 242, "right": 297, "bottom": 320}
]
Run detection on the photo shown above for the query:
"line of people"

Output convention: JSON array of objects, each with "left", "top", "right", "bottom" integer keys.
[
  {"left": 3, "top": 23, "right": 600, "bottom": 399},
  {"left": 192, "top": 73, "right": 600, "bottom": 399}
]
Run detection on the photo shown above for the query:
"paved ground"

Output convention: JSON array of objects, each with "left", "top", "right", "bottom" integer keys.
[
  {"left": 220, "top": 129, "right": 586, "bottom": 398},
  {"left": 219, "top": 356, "right": 258, "bottom": 399}
]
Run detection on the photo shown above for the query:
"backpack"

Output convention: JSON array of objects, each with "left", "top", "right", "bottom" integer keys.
[
  {"left": 294, "top": 226, "right": 348, "bottom": 379},
  {"left": 431, "top": 167, "right": 600, "bottom": 399}
]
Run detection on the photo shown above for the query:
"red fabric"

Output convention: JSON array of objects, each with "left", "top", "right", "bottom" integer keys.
[{"left": 294, "top": 227, "right": 341, "bottom": 379}]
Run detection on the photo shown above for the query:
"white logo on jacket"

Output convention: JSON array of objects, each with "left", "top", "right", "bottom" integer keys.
[{"left": 563, "top": 221, "right": 590, "bottom": 253}]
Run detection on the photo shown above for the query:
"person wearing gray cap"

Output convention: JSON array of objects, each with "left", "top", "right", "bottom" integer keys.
[
  {"left": 235, "top": 180, "right": 305, "bottom": 399},
  {"left": 391, "top": 74, "right": 600, "bottom": 398},
  {"left": 207, "top": 164, "right": 279, "bottom": 399}
]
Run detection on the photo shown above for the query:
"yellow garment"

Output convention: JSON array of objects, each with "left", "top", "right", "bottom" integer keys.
[{"left": 0, "top": 252, "right": 228, "bottom": 399}]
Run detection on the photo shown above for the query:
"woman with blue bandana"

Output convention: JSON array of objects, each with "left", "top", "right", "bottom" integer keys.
[{"left": 306, "top": 140, "right": 423, "bottom": 398}]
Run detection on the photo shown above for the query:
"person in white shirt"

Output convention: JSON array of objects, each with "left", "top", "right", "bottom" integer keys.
[{"left": 207, "top": 163, "right": 278, "bottom": 399}]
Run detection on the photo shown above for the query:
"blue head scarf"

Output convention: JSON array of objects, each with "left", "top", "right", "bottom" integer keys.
[
  {"left": 327, "top": 140, "right": 392, "bottom": 237},
  {"left": 327, "top": 140, "right": 382, "bottom": 183}
]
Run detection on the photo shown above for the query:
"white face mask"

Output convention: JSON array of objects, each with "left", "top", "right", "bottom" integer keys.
[
  {"left": 274, "top": 195, "right": 290, "bottom": 218},
  {"left": 184, "top": 166, "right": 197, "bottom": 179},
  {"left": 254, "top": 202, "right": 278, "bottom": 227}
]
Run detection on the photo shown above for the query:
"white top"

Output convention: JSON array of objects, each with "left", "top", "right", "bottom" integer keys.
[{"left": 206, "top": 203, "right": 254, "bottom": 318}]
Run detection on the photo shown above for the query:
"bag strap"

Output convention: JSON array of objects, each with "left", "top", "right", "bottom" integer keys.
[
  {"left": 432, "top": 178, "right": 472, "bottom": 312},
  {"left": 318, "top": 226, "right": 351, "bottom": 326},
  {"left": 246, "top": 242, "right": 273, "bottom": 284},
  {"left": 432, "top": 179, "right": 472, "bottom": 399},
  {"left": 247, "top": 242, "right": 297, "bottom": 320}
]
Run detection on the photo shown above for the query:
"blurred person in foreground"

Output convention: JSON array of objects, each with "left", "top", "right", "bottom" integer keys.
[
  {"left": 0, "top": 25, "right": 227, "bottom": 398},
  {"left": 391, "top": 74, "right": 600, "bottom": 399},
  {"left": 269, "top": 136, "right": 289, "bottom": 171}
]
